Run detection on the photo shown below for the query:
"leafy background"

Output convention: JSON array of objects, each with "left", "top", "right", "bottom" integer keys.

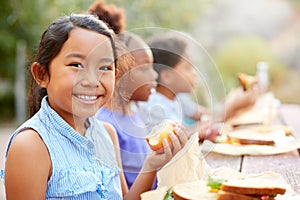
[{"left": 1, "top": 0, "right": 300, "bottom": 124}]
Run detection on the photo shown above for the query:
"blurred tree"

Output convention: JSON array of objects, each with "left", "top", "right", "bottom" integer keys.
[
  {"left": 0, "top": 1, "right": 16, "bottom": 78},
  {"left": 0, "top": 0, "right": 207, "bottom": 79},
  {"left": 0, "top": 0, "right": 94, "bottom": 122}
]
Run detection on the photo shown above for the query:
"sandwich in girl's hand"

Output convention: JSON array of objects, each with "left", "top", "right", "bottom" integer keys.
[{"left": 146, "top": 119, "right": 177, "bottom": 152}]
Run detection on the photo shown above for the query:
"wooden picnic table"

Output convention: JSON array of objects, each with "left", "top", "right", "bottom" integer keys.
[{"left": 205, "top": 104, "right": 300, "bottom": 193}]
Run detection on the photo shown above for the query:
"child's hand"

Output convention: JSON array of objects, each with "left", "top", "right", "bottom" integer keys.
[
  {"left": 196, "top": 120, "right": 211, "bottom": 143},
  {"left": 142, "top": 125, "right": 189, "bottom": 173},
  {"left": 227, "top": 86, "right": 260, "bottom": 111}
]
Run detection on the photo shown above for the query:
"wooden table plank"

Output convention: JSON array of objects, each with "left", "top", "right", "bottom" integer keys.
[
  {"left": 241, "top": 104, "right": 300, "bottom": 193},
  {"left": 204, "top": 104, "right": 300, "bottom": 173},
  {"left": 242, "top": 151, "right": 300, "bottom": 192},
  {"left": 204, "top": 152, "right": 241, "bottom": 171}
]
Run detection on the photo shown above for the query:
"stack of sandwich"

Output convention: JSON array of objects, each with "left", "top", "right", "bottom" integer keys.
[
  {"left": 169, "top": 171, "right": 287, "bottom": 200},
  {"left": 216, "top": 172, "right": 286, "bottom": 200},
  {"left": 208, "top": 124, "right": 293, "bottom": 147},
  {"left": 225, "top": 125, "right": 292, "bottom": 146}
]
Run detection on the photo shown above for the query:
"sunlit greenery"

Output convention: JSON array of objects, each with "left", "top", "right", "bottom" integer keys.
[
  {"left": 0, "top": 0, "right": 299, "bottom": 122},
  {"left": 108, "top": 0, "right": 208, "bottom": 34},
  {"left": 0, "top": 0, "right": 208, "bottom": 121}
]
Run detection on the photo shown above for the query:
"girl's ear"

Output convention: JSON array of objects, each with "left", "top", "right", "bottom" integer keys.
[
  {"left": 115, "top": 68, "right": 119, "bottom": 78},
  {"left": 31, "top": 62, "right": 49, "bottom": 88}
]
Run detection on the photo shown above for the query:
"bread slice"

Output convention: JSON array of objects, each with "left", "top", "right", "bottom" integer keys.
[
  {"left": 172, "top": 180, "right": 217, "bottom": 200},
  {"left": 221, "top": 182, "right": 286, "bottom": 196},
  {"left": 251, "top": 125, "right": 292, "bottom": 136},
  {"left": 172, "top": 181, "right": 198, "bottom": 200}
]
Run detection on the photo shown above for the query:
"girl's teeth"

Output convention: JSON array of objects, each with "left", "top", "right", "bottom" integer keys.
[{"left": 77, "top": 95, "right": 97, "bottom": 100}]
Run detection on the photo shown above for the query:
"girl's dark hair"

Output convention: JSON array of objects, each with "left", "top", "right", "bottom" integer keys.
[
  {"left": 147, "top": 33, "right": 188, "bottom": 83},
  {"left": 28, "top": 13, "right": 117, "bottom": 117}
]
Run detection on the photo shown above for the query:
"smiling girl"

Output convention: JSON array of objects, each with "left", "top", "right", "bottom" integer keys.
[{"left": 1, "top": 14, "right": 186, "bottom": 200}]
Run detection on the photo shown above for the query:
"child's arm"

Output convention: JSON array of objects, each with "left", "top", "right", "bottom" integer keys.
[
  {"left": 223, "top": 86, "right": 260, "bottom": 121},
  {"left": 188, "top": 105, "right": 211, "bottom": 122},
  {"left": 5, "top": 129, "right": 51, "bottom": 200}
]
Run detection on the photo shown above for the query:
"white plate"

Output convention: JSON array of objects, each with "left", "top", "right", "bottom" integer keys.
[{"left": 201, "top": 139, "right": 300, "bottom": 156}]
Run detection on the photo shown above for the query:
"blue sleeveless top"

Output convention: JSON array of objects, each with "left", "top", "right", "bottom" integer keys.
[{"left": 0, "top": 97, "right": 122, "bottom": 199}]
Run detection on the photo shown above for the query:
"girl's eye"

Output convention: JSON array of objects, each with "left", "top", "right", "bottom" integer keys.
[
  {"left": 99, "top": 65, "right": 112, "bottom": 71},
  {"left": 70, "top": 63, "right": 84, "bottom": 68}
]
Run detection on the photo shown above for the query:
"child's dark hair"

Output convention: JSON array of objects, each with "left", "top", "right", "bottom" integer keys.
[
  {"left": 88, "top": 0, "right": 126, "bottom": 34},
  {"left": 147, "top": 33, "right": 188, "bottom": 83},
  {"left": 28, "top": 13, "right": 117, "bottom": 117}
]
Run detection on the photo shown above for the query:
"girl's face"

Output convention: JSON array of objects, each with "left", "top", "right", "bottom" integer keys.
[
  {"left": 170, "top": 57, "right": 198, "bottom": 93},
  {"left": 42, "top": 28, "right": 115, "bottom": 125},
  {"left": 123, "top": 49, "right": 158, "bottom": 101}
]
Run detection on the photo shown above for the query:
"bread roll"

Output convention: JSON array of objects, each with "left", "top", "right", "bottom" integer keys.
[{"left": 146, "top": 119, "right": 176, "bottom": 151}]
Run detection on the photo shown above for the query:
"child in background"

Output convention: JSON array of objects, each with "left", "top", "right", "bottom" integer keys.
[
  {"left": 137, "top": 32, "right": 201, "bottom": 133},
  {"left": 89, "top": 0, "right": 189, "bottom": 190},
  {"left": 138, "top": 32, "right": 259, "bottom": 137},
  {"left": 1, "top": 13, "right": 187, "bottom": 199}
]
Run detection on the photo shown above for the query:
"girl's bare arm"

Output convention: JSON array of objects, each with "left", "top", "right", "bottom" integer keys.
[{"left": 5, "top": 129, "right": 51, "bottom": 200}]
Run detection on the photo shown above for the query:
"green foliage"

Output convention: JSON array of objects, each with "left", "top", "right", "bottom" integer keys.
[
  {"left": 1, "top": 0, "right": 299, "bottom": 123},
  {"left": 0, "top": 0, "right": 53, "bottom": 78},
  {"left": 108, "top": 0, "right": 208, "bottom": 37},
  {"left": 0, "top": 0, "right": 207, "bottom": 121},
  {"left": 0, "top": 1, "right": 16, "bottom": 77},
  {"left": 0, "top": 0, "right": 93, "bottom": 121}
]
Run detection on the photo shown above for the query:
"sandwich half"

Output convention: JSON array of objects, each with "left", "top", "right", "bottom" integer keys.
[
  {"left": 217, "top": 172, "right": 286, "bottom": 200},
  {"left": 227, "top": 126, "right": 291, "bottom": 146}
]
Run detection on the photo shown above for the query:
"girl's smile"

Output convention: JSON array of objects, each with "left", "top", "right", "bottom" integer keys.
[
  {"left": 41, "top": 27, "right": 116, "bottom": 130},
  {"left": 73, "top": 94, "right": 102, "bottom": 104}
]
